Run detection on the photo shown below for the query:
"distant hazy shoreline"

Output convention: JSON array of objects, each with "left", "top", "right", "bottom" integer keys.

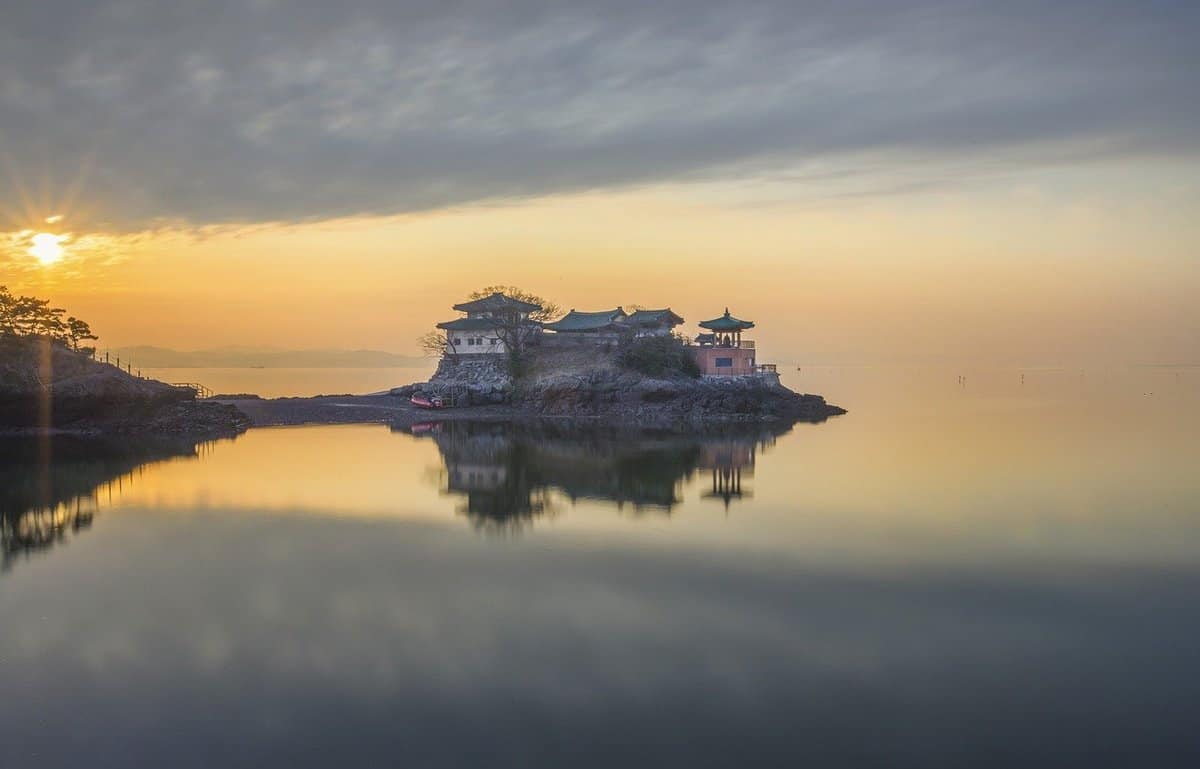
[{"left": 112, "top": 346, "right": 426, "bottom": 369}]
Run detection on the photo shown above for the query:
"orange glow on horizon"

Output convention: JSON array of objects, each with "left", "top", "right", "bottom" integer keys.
[{"left": 4, "top": 166, "right": 1198, "bottom": 366}]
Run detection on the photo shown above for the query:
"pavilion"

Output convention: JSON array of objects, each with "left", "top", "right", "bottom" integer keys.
[
  {"left": 693, "top": 308, "right": 758, "bottom": 376},
  {"left": 696, "top": 308, "right": 755, "bottom": 348}
]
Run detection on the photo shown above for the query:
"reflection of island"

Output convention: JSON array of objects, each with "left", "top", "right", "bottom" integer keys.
[
  {"left": 0, "top": 436, "right": 214, "bottom": 572},
  {"left": 403, "top": 420, "right": 790, "bottom": 531}
]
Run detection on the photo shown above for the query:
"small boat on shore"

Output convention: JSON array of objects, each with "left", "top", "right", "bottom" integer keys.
[{"left": 410, "top": 394, "right": 445, "bottom": 409}]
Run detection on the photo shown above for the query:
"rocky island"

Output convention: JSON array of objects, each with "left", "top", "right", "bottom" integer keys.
[
  {"left": 218, "top": 290, "right": 846, "bottom": 429},
  {"left": 227, "top": 341, "right": 844, "bottom": 429},
  {"left": 384, "top": 291, "right": 845, "bottom": 426},
  {"left": 391, "top": 345, "right": 843, "bottom": 425}
]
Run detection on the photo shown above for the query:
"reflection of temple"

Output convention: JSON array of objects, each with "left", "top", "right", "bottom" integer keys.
[
  {"left": 0, "top": 436, "right": 212, "bottom": 572},
  {"left": 695, "top": 432, "right": 779, "bottom": 509},
  {"left": 698, "top": 440, "right": 755, "bottom": 509},
  {"left": 438, "top": 425, "right": 551, "bottom": 529},
  {"left": 404, "top": 420, "right": 790, "bottom": 531}
]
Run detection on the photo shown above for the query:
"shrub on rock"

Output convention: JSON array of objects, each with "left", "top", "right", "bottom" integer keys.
[{"left": 617, "top": 335, "right": 700, "bottom": 379}]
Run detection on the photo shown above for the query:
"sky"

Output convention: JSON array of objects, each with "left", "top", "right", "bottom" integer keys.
[{"left": 1, "top": 0, "right": 1198, "bottom": 364}]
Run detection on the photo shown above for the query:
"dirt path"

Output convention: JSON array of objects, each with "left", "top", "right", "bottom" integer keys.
[{"left": 215, "top": 394, "right": 522, "bottom": 428}]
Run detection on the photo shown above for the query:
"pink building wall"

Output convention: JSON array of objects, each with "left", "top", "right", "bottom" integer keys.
[{"left": 692, "top": 346, "right": 756, "bottom": 376}]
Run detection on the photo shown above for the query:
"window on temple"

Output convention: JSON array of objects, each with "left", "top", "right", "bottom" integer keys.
[{"left": 715, "top": 357, "right": 733, "bottom": 367}]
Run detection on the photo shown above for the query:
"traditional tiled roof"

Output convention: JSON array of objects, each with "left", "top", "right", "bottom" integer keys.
[
  {"left": 543, "top": 308, "right": 627, "bottom": 332},
  {"left": 695, "top": 332, "right": 717, "bottom": 345},
  {"left": 699, "top": 308, "right": 755, "bottom": 332},
  {"left": 625, "top": 308, "right": 683, "bottom": 327},
  {"left": 452, "top": 292, "right": 541, "bottom": 314},
  {"left": 436, "top": 317, "right": 503, "bottom": 331}
]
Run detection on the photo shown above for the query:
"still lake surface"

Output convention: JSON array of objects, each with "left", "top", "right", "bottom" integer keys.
[{"left": 3, "top": 366, "right": 1199, "bottom": 768}]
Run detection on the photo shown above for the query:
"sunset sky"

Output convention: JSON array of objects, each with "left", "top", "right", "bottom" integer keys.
[{"left": 2, "top": 0, "right": 1197, "bottom": 364}]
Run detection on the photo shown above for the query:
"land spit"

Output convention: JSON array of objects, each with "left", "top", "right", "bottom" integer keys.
[
  {"left": 221, "top": 367, "right": 845, "bottom": 430},
  {"left": 0, "top": 337, "right": 249, "bottom": 440}
]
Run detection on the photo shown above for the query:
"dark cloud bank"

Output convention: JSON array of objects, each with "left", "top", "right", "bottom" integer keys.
[{"left": 1, "top": 0, "right": 1196, "bottom": 230}]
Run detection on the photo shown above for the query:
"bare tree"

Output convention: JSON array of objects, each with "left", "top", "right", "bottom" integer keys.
[
  {"left": 467, "top": 285, "right": 560, "bottom": 323},
  {"left": 417, "top": 329, "right": 454, "bottom": 360}
]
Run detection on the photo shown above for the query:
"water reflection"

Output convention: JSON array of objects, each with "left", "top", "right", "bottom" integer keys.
[
  {"left": 0, "top": 435, "right": 214, "bottom": 572},
  {"left": 403, "top": 420, "right": 789, "bottom": 531},
  {"left": 1, "top": 375, "right": 1199, "bottom": 768}
]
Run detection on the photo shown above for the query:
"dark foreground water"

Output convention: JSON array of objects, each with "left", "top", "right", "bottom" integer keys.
[{"left": 2, "top": 367, "right": 1199, "bottom": 768}]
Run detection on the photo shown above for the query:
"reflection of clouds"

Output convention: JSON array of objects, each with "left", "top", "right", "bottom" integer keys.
[{"left": 2, "top": 511, "right": 1197, "bottom": 766}]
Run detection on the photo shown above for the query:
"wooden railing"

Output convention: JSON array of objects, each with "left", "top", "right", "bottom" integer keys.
[{"left": 170, "top": 382, "right": 214, "bottom": 399}]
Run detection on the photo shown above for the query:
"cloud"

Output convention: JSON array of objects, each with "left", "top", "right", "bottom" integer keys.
[{"left": 0, "top": 0, "right": 1196, "bottom": 231}]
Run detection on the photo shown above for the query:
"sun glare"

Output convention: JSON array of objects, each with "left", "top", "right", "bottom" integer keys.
[{"left": 28, "top": 232, "right": 65, "bottom": 265}]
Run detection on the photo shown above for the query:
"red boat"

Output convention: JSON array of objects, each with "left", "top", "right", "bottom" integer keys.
[{"left": 410, "top": 394, "right": 445, "bottom": 409}]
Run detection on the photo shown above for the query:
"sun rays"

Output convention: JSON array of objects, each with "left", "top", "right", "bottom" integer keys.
[{"left": 0, "top": 149, "right": 98, "bottom": 270}]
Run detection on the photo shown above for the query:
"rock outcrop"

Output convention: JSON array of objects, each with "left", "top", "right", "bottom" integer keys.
[
  {"left": 394, "top": 356, "right": 512, "bottom": 405},
  {"left": 520, "top": 368, "right": 843, "bottom": 423},
  {"left": 398, "top": 347, "right": 844, "bottom": 424},
  {"left": 0, "top": 337, "right": 250, "bottom": 438}
]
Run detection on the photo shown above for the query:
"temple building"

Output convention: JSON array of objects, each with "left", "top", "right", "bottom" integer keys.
[
  {"left": 624, "top": 308, "right": 684, "bottom": 337},
  {"left": 541, "top": 306, "right": 684, "bottom": 344},
  {"left": 432, "top": 294, "right": 776, "bottom": 379},
  {"left": 436, "top": 293, "right": 541, "bottom": 355},
  {"left": 542, "top": 308, "right": 628, "bottom": 344},
  {"left": 693, "top": 308, "right": 758, "bottom": 376}
]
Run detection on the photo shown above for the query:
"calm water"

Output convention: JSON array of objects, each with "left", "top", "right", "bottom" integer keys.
[
  {"left": 3, "top": 367, "right": 1199, "bottom": 768},
  {"left": 139, "top": 366, "right": 436, "bottom": 398}
]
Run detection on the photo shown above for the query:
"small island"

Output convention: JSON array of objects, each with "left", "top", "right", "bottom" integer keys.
[
  {"left": 234, "top": 289, "right": 845, "bottom": 429},
  {"left": 397, "top": 290, "right": 843, "bottom": 424}
]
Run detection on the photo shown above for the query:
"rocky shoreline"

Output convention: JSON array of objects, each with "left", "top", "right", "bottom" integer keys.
[
  {"left": 2, "top": 339, "right": 844, "bottom": 437},
  {"left": 386, "top": 349, "right": 846, "bottom": 425},
  {"left": 228, "top": 371, "right": 844, "bottom": 430}
]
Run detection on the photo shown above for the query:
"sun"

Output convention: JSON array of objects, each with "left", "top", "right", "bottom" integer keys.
[{"left": 28, "top": 232, "right": 66, "bottom": 265}]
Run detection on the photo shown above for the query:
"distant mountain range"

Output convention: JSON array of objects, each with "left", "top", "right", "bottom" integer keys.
[{"left": 112, "top": 346, "right": 428, "bottom": 368}]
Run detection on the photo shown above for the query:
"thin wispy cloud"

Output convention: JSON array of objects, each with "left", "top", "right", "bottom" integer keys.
[{"left": 1, "top": 0, "right": 1196, "bottom": 231}]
